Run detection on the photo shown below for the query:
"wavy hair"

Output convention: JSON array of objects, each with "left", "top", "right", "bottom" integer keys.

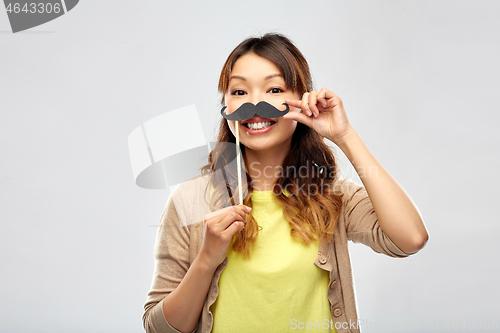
[{"left": 200, "top": 33, "right": 343, "bottom": 258}]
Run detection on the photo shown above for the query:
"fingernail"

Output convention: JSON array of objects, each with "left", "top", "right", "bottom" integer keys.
[{"left": 245, "top": 206, "right": 252, "bottom": 212}]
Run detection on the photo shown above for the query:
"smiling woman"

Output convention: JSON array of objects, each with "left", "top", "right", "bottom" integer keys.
[{"left": 142, "top": 33, "right": 429, "bottom": 333}]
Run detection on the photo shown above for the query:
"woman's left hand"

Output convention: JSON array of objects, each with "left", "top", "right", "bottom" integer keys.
[{"left": 283, "top": 88, "right": 355, "bottom": 146}]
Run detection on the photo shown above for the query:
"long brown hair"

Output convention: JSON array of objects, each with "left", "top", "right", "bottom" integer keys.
[{"left": 201, "top": 33, "right": 342, "bottom": 258}]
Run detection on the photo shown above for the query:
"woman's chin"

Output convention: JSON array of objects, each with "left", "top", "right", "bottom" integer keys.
[{"left": 241, "top": 137, "right": 292, "bottom": 154}]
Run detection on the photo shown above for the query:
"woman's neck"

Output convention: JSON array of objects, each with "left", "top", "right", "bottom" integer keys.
[{"left": 244, "top": 144, "right": 291, "bottom": 191}]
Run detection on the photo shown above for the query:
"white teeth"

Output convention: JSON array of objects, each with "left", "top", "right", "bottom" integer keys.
[{"left": 246, "top": 121, "right": 272, "bottom": 130}]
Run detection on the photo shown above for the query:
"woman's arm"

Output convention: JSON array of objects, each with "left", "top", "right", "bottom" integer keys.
[
  {"left": 143, "top": 195, "right": 208, "bottom": 333},
  {"left": 143, "top": 201, "right": 249, "bottom": 333},
  {"left": 284, "top": 88, "right": 428, "bottom": 254},
  {"left": 161, "top": 255, "right": 218, "bottom": 333},
  {"left": 336, "top": 129, "right": 428, "bottom": 254},
  {"left": 162, "top": 205, "right": 249, "bottom": 332}
]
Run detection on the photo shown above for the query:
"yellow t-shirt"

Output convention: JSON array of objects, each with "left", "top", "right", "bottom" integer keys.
[{"left": 211, "top": 190, "right": 336, "bottom": 332}]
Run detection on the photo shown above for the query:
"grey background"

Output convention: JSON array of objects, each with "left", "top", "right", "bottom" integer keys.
[{"left": 1, "top": 0, "right": 499, "bottom": 332}]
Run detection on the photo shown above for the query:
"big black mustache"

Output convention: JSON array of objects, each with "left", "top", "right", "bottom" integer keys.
[{"left": 221, "top": 101, "right": 290, "bottom": 121}]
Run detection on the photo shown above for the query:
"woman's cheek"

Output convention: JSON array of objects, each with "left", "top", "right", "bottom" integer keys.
[
  {"left": 282, "top": 117, "right": 297, "bottom": 128},
  {"left": 225, "top": 98, "right": 240, "bottom": 115}
]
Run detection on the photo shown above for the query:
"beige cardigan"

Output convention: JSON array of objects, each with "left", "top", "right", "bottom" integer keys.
[{"left": 142, "top": 176, "right": 411, "bottom": 333}]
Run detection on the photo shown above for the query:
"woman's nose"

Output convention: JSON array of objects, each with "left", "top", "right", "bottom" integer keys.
[{"left": 249, "top": 92, "right": 265, "bottom": 105}]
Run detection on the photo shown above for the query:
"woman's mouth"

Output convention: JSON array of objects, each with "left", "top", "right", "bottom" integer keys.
[
  {"left": 244, "top": 121, "right": 276, "bottom": 130},
  {"left": 241, "top": 118, "right": 277, "bottom": 135},
  {"left": 240, "top": 116, "right": 277, "bottom": 135}
]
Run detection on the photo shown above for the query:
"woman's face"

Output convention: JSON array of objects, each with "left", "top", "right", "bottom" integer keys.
[{"left": 224, "top": 53, "right": 300, "bottom": 154}]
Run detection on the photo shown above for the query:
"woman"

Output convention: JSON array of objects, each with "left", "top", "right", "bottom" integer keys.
[{"left": 143, "top": 33, "right": 428, "bottom": 333}]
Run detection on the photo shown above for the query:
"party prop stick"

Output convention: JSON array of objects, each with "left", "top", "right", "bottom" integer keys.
[{"left": 235, "top": 121, "right": 243, "bottom": 205}]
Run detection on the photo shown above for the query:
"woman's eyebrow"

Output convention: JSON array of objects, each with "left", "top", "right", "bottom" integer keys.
[
  {"left": 229, "top": 73, "right": 283, "bottom": 82},
  {"left": 264, "top": 73, "right": 283, "bottom": 80},
  {"left": 229, "top": 75, "right": 246, "bottom": 81}
]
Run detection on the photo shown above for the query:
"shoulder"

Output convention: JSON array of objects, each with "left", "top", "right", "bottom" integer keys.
[
  {"left": 332, "top": 176, "right": 366, "bottom": 204},
  {"left": 155, "top": 175, "right": 211, "bottom": 255},
  {"left": 170, "top": 173, "right": 211, "bottom": 200},
  {"left": 167, "top": 174, "right": 211, "bottom": 228}
]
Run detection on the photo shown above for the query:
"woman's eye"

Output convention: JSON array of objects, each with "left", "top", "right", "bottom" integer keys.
[
  {"left": 231, "top": 89, "right": 246, "bottom": 96},
  {"left": 269, "top": 87, "right": 284, "bottom": 94}
]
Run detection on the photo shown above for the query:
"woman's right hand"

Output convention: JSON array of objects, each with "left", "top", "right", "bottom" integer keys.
[{"left": 198, "top": 205, "right": 251, "bottom": 270}]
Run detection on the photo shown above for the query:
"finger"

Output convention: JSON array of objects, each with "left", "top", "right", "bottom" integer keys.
[
  {"left": 323, "top": 89, "right": 337, "bottom": 108},
  {"left": 284, "top": 99, "right": 306, "bottom": 115},
  {"left": 236, "top": 204, "right": 252, "bottom": 214},
  {"left": 231, "top": 205, "right": 249, "bottom": 221},
  {"left": 217, "top": 211, "right": 244, "bottom": 232},
  {"left": 227, "top": 206, "right": 248, "bottom": 223},
  {"left": 218, "top": 206, "right": 248, "bottom": 228},
  {"left": 317, "top": 88, "right": 328, "bottom": 108},
  {"left": 308, "top": 91, "right": 319, "bottom": 117},
  {"left": 300, "top": 93, "right": 312, "bottom": 116},
  {"left": 284, "top": 98, "right": 302, "bottom": 108},
  {"left": 204, "top": 204, "right": 250, "bottom": 222},
  {"left": 222, "top": 221, "right": 245, "bottom": 237},
  {"left": 282, "top": 110, "right": 314, "bottom": 128},
  {"left": 205, "top": 208, "right": 241, "bottom": 231},
  {"left": 204, "top": 206, "right": 232, "bottom": 221}
]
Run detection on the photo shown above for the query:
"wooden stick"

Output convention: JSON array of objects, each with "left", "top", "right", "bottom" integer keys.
[{"left": 235, "top": 121, "right": 243, "bottom": 205}]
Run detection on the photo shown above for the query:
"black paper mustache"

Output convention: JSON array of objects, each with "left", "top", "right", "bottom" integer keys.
[{"left": 221, "top": 101, "right": 290, "bottom": 121}]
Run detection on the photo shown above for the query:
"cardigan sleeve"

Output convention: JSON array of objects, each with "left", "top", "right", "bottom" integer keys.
[
  {"left": 142, "top": 194, "right": 198, "bottom": 333},
  {"left": 339, "top": 178, "right": 410, "bottom": 258}
]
